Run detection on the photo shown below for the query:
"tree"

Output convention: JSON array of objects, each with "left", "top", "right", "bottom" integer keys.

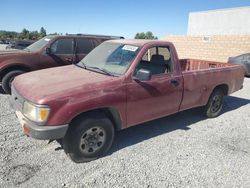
[
  {"left": 20, "top": 28, "right": 29, "bottom": 39},
  {"left": 0, "top": 30, "right": 19, "bottom": 40},
  {"left": 134, "top": 31, "right": 158, "bottom": 39},
  {"left": 0, "top": 28, "right": 49, "bottom": 41},
  {"left": 39, "top": 27, "right": 47, "bottom": 38},
  {"left": 28, "top": 31, "right": 39, "bottom": 40},
  {"left": 135, "top": 32, "right": 146, "bottom": 39}
]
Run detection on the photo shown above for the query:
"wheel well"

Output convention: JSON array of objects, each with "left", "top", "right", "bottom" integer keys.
[
  {"left": 0, "top": 65, "right": 31, "bottom": 81},
  {"left": 214, "top": 84, "right": 229, "bottom": 95},
  {"left": 71, "top": 108, "right": 122, "bottom": 131}
]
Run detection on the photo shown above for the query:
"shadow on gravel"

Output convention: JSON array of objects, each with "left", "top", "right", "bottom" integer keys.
[{"left": 110, "top": 96, "right": 250, "bottom": 154}]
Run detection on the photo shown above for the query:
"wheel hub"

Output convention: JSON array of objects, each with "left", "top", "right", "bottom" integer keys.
[
  {"left": 79, "top": 127, "right": 106, "bottom": 154},
  {"left": 211, "top": 95, "right": 222, "bottom": 113}
]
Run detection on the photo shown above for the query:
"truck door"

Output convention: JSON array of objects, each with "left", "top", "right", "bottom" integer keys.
[
  {"left": 49, "top": 38, "right": 76, "bottom": 65},
  {"left": 126, "top": 46, "right": 183, "bottom": 127}
]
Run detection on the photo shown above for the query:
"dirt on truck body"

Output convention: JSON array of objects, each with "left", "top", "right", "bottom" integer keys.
[{"left": 10, "top": 39, "right": 245, "bottom": 163}]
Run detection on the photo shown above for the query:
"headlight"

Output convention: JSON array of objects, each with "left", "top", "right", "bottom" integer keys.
[{"left": 23, "top": 101, "right": 50, "bottom": 123}]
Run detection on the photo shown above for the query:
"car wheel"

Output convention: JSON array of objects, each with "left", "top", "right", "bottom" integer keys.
[
  {"left": 2, "top": 70, "right": 25, "bottom": 94},
  {"left": 204, "top": 89, "right": 224, "bottom": 118},
  {"left": 62, "top": 112, "right": 115, "bottom": 163}
]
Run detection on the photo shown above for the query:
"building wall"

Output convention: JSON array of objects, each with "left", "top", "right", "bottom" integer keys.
[
  {"left": 162, "top": 35, "right": 250, "bottom": 62},
  {"left": 168, "top": 7, "right": 250, "bottom": 62},
  {"left": 188, "top": 7, "right": 250, "bottom": 35}
]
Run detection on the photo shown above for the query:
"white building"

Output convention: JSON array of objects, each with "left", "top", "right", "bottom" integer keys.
[{"left": 187, "top": 6, "right": 250, "bottom": 35}]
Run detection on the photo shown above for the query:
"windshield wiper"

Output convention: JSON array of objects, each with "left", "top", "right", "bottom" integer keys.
[
  {"left": 75, "top": 61, "right": 87, "bottom": 69},
  {"left": 86, "top": 66, "right": 115, "bottom": 76},
  {"left": 81, "top": 61, "right": 86, "bottom": 69},
  {"left": 76, "top": 62, "right": 116, "bottom": 76}
]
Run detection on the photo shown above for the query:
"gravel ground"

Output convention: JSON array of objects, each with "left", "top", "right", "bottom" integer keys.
[{"left": 0, "top": 79, "right": 250, "bottom": 188}]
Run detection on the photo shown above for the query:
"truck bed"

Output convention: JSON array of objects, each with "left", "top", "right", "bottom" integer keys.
[
  {"left": 179, "top": 59, "right": 245, "bottom": 112},
  {"left": 180, "top": 59, "right": 235, "bottom": 72}
]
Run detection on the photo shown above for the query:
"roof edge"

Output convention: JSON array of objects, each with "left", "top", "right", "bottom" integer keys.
[{"left": 189, "top": 6, "right": 250, "bottom": 14}]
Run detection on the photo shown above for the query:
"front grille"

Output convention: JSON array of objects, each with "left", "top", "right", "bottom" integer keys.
[{"left": 11, "top": 86, "right": 25, "bottom": 111}]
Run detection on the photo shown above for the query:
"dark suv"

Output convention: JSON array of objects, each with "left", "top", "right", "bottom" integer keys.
[{"left": 0, "top": 34, "right": 123, "bottom": 94}]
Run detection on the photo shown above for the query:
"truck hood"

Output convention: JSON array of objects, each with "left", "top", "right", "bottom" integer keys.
[{"left": 13, "top": 65, "right": 118, "bottom": 104}]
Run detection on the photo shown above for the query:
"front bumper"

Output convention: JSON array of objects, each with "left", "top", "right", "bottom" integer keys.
[
  {"left": 15, "top": 111, "right": 68, "bottom": 140},
  {"left": 10, "top": 87, "right": 68, "bottom": 140}
]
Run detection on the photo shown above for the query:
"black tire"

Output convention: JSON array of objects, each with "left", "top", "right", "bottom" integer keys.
[
  {"left": 2, "top": 70, "right": 25, "bottom": 94},
  {"left": 62, "top": 112, "right": 115, "bottom": 163},
  {"left": 204, "top": 89, "right": 224, "bottom": 118}
]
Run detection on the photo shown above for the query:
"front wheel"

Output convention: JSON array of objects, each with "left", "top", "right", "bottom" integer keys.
[
  {"left": 62, "top": 112, "right": 115, "bottom": 163},
  {"left": 204, "top": 89, "right": 224, "bottom": 118},
  {"left": 2, "top": 70, "right": 25, "bottom": 94}
]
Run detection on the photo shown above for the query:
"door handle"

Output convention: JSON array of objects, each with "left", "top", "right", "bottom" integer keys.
[{"left": 170, "top": 79, "right": 179, "bottom": 86}]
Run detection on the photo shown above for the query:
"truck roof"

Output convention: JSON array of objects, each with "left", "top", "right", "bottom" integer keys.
[
  {"left": 50, "top": 34, "right": 124, "bottom": 39},
  {"left": 107, "top": 39, "right": 173, "bottom": 47}
]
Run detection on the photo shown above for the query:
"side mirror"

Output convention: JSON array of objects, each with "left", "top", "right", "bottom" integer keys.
[
  {"left": 133, "top": 69, "right": 151, "bottom": 81},
  {"left": 46, "top": 47, "right": 51, "bottom": 54}
]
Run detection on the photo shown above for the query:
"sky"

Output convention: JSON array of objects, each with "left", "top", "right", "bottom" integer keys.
[{"left": 0, "top": 0, "right": 250, "bottom": 38}]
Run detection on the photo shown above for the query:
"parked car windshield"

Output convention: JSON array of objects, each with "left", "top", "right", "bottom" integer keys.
[
  {"left": 78, "top": 42, "right": 140, "bottom": 75},
  {"left": 25, "top": 35, "right": 55, "bottom": 52}
]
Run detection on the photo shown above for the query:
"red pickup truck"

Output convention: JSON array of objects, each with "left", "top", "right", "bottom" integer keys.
[{"left": 11, "top": 39, "right": 245, "bottom": 163}]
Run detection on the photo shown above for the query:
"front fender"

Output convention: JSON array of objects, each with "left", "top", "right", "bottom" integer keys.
[
  {"left": 45, "top": 87, "right": 127, "bottom": 129},
  {"left": 0, "top": 60, "right": 31, "bottom": 70},
  {"left": 0, "top": 60, "right": 32, "bottom": 80}
]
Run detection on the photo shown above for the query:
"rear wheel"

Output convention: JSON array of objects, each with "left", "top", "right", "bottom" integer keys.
[
  {"left": 2, "top": 70, "right": 25, "bottom": 94},
  {"left": 204, "top": 89, "right": 224, "bottom": 118},
  {"left": 62, "top": 112, "right": 115, "bottom": 163}
]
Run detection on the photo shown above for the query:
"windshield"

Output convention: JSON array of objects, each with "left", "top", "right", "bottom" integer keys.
[
  {"left": 25, "top": 35, "right": 55, "bottom": 52},
  {"left": 78, "top": 42, "right": 140, "bottom": 75}
]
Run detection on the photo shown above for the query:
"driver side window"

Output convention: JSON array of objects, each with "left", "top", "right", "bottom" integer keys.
[
  {"left": 50, "top": 39, "right": 74, "bottom": 55},
  {"left": 138, "top": 46, "right": 172, "bottom": 75}
]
